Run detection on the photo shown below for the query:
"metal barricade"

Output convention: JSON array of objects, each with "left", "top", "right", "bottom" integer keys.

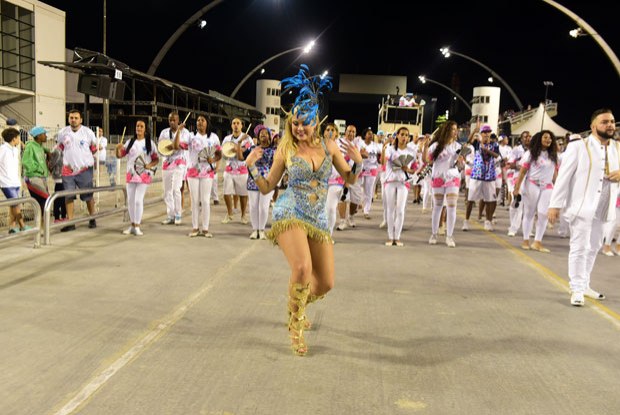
[
  {"left": 0, "top": 197, "right": 42, "bottom": 248},
  {"left": 43, "top": 186, "right": 128, "bottom": 245}
]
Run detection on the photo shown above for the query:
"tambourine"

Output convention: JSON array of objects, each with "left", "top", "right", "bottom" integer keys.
[
  {"left": 222, "top": 141, "right": 237, "bottom": 159},
  {"left": 157, "top": 139, "right": 174, "bottom": 156},
  {"left": 134, "top": 155, "right": 157, "bottom": 175}
]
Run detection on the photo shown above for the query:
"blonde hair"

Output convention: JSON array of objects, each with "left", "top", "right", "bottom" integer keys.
[{"left": 277, "top": 111, "right": 323, "bottom": 167}]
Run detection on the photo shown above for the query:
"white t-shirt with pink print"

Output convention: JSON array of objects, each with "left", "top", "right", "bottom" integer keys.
[
  {"left": 120, "top": 138, "right": 159, "bottom": 184},
  {"left": 159, "top": 127, "right": 190, "bottom": 171},
  {"left": 187, "top": 132, "right": 221, "bottom": 179}
]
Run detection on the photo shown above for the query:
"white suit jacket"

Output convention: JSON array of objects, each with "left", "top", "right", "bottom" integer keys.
[{"left": 549, "top": 135, "right": 619, "bottom": 222}]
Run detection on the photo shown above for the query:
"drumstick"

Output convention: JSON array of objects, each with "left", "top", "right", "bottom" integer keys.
[
  {"left": 119, "top": 127, "right": 126, "bottom": 145},
  {"left": 182, "top": 112, "right": 191, "bottom": 126}
]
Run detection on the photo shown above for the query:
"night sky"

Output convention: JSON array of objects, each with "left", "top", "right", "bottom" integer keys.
[{"left": 43, "top": 0, "right": 618, "bottom": 133}]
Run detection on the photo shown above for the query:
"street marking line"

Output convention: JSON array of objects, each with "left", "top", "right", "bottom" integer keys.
[
  {"left": 51, "top": 243, "right": 260, "bottom": 415},
  {"left": 479, "top": 222, "right": 620, "bottom": 329}
]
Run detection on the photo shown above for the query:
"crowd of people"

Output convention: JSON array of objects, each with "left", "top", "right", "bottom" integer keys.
[{"left": 2, "top": 97, "right": 619, "bottom": 353}]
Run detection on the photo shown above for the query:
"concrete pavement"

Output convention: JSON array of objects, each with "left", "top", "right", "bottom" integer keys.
[{"left": 1, "top": 197, "right": 619, "bottom": 415}]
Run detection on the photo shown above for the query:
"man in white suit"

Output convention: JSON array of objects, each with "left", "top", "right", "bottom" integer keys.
[{"left": 549, "top": 108, "right": 620, "bottom": 306}]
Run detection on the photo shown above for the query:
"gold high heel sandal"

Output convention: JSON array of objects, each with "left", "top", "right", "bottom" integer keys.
[
  {"left": 287, "top": 288, "right": 324, "bottom": 330},
  {"left": 288, "top": 282, "right": 310, "bottom": 356}
]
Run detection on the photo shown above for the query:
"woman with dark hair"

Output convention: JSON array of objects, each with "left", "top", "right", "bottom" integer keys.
[
  {"left": 513, "top": 129, "right": 558, "bottom": 252},
  {"left": 245, "top": 124, "right": 275, "bottom": 240},
  {"left": 187, "top": 114, "right": 221, "bottom": 237},
  {"left": 381, "top": 126, "right": 416, "bottom": 246},
  {"left": 421, "top": 120, "right": 462, "bottom": 247},
  {"left": 116, "top": 120, "right": 159, "bottom": 236}
]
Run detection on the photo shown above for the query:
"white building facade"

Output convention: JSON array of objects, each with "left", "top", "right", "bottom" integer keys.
[
  {"left": 0, "top": 0, "right": 65, "bottom": 130},
  {"left": 470, "top": 86, "right": 500, "bottom": 134},
  {"left": 255, "top": 79, "right": 281, "bottom": 134}
]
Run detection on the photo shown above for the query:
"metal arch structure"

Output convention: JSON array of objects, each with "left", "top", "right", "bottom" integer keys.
[
  {"left": 147, "top": 0, "right": 226, "bottom": 76},
  {"left": 441, "top": 48, "right": 523, "bottom": 111},
  {"left": 418, "top": 76, "right": 472, "bottom": 113},
  {"left": 230, "top": 47, "right": 304, "bottom": 99},
  {"left": 541, "top": 0, "right": 620, "bottom": 79}
]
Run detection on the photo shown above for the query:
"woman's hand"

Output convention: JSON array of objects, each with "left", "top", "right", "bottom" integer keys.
[
  {"left": 245, "top": 147, "right": 264, "bottom": 167},
  {"left": 342, "top": 140, "right": 362, "bottom": 164}
]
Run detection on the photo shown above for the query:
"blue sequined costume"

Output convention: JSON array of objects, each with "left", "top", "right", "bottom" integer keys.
[{"left": 267, "top": 142, "right": 332, "bottom": 244}]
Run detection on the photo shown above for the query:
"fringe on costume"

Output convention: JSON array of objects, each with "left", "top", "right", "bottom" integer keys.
[{"left": 267, "top": 218, "right": 333, "bottom": 245}]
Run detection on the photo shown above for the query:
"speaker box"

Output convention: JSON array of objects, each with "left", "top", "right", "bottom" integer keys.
[{"left": 77, "top": 74, "right": 125, "bottom": 100}]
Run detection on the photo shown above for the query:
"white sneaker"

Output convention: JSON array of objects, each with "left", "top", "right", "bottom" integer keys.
[
  {"left": 507, "top": 230, "right": 516, "bottom": 237},
  {"left": 189, "top": 230, "right": 201, "bottom": 238},
  {"left": 131, "top": 226, "right": 143, "bottom": 236},
  {"left": 445, "top": 236, "right": 456, "bottom": 248},
  {"left": 347, "top": 217, "right": 356, "bottom": 228},
  {"left": 202, "top": 230, "right": 214, "bottom": 238},
  {"left": 174, "top": 215, "right": 182, "bottom": 225},
  {"left": 161, "top": 217, "right": 174, "bottom": 225},
  {"left": 336, "top": 220, "right": 347, "bottom": 231},
  {"left": 429, "top": 234, "right": 438, "bottom": 245},
  {"left": 122, "top": 226, "right": 133, "bottom": 235},
  {"left": 240, "top": 216, "right": 249, "bottom": 225},
  {"left": 379, "top": 220, "right": 386, "bottom": 229},
  {"left": 462, "top": 220, "right": 469, "bottom": 231},
  {"left": 584, "top": 287, "right": 605, "bottom": 300},
  {"left": 484, "top": 220, "right": 494, "bottom": 231},
  {"left": 249, "top": 230, "right": 259, "bottom": 240},
  {"left": 221, "top": 215, "right": 233, "bottom": 224},
  {"left": 570, "top": 292, "right": 585, "bottom": 306},
  {"left": 258, "top": 230, "right": 267, "bottom": 240}
]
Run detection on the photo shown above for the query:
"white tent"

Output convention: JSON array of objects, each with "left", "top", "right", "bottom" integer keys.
[{"left": 511, "top": 103, "right": 570, "bottom": 137}]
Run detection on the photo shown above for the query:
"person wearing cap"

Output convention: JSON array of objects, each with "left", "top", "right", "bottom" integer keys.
[
  {"left": 22, "top": 126, "right": 51, "bottom": 214},
  {"left": 463, "top": 124, "right": 500, "bottom": 231},
  {"left": 548, "top": 108, "right": 620, "bottom": 306}
]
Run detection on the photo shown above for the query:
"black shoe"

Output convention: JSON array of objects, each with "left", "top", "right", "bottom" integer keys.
[
  {"left": 61, "top": 225, "right": 76, "bottom": 232},
  {"left": 88, "top": 219, "right": 97, "bottom": 229},
  {"left": 213, "top": 200, "right": 219, "bottom": 205}
]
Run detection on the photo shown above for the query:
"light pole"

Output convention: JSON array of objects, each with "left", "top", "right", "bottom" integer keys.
[
  {"left": 230, "top": 41, "right": 316, "bottom": 99},
  {"left": 541, "top": 0, "right": 620, "bottom": 79},
  {"left": 440, "top": 47, "right": 524, "bottom": 111},
  {"left": 418, "top": 75, "right": 472, "bottom": 113},
  {"left": 147, "top": 0, "right": 226, "bottom": 76},
  {"left": 541, "top": 81, "right": 554, "bottom": 130}
]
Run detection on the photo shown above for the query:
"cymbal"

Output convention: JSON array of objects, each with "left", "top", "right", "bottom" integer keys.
[{"left": 158, "top": 139, "right": 173, "bottom": 156}]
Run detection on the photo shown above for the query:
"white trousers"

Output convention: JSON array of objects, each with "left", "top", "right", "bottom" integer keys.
[
  {"left": 568, "top": 217, "right": 607, "bottom": 293},
  {"left": 508, "top": 201, "right": 523, "bottom": 235},
  {"left": 422, "top": 176, "right": 432, "bottom": 210},
  {"left": 188, "top": 177, "right": 213, "bottom": 230},
  {"left": 603, "top": 207, "right": 620, "bottom": 244},
  {"left": 211, "top": 173, "right": 219, "bottom": 201},
  {"left": 384, "top": 182, "right": 408, "bottom": 240},
  {"left": 127, "top": 183, "right": 148, "bottom": 224},
  {"left": 521, "top": 182, "right": 552, "bottom": 242},
  {"left": 248, "top": 189, "right": 273, "bottom": 231},
  {"left": 361, "top": 175, "right": 377, "bottom": 214},
  {"left": 163, "top": 167, "right": 185, "bottom": 218},
  {"left": 327, "top": 185, "right": 343, "bottom": 235},
  {"left": 431, "top": 186, "right": 459, "bottom": 237}
]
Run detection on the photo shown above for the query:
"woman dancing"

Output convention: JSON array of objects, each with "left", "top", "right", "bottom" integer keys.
[
  {"left": 245, "top": 66, "right": 362, "bottom": 356},
  {"left": 422, "top": 121, "right": 462, "bottom": 247}
]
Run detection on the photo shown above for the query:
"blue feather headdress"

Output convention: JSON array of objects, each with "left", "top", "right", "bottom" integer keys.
[{"left": 280, "top": 64, "right": 332, "bottom": 126}]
